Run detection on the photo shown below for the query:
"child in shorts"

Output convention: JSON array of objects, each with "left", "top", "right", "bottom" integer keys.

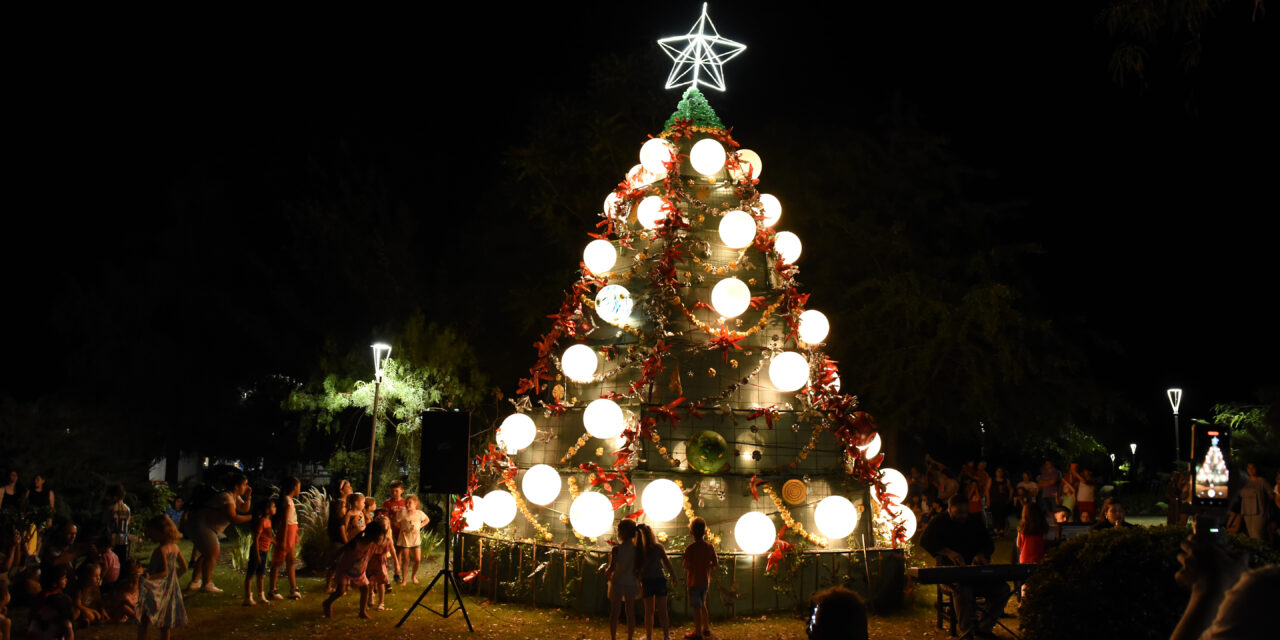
[
  {"left": 682, "top": 518, "right": 717, "bottom": 640},
  {"left": 244, "top": 499, "right": 275, "bottom": 606}
]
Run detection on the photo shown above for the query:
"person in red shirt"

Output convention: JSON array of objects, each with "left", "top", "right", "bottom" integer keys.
[
  {"left": 381, "top": 481, "right": 407, "bottom": 584},
  {"left": 269, "top": 478, "right": 303, "bottom": 600},
  {"left": 682, "top": 518, "right": 717, "bottom": 640},
  {"left": 244, "top": 500, "right": 275, "bottom": 606}
]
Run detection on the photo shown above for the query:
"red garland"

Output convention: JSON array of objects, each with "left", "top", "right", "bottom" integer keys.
[
  {"left": 765, "top": 526, "right": 792, "bottom": 575},
  {"left": 708, "top": 324, "right": 746, "bottom": 363},
  {"left": 747, "top": 405, "right": 780, "bottom": 430},
  {"left": 668, "top": 118, "right": 694, "bottom": 142},
  {"left": 648, "top": 397, "right": 686, "bottom": 428},
  {"left": 578, "top": 463, "right": 636, "bottom": 510}
]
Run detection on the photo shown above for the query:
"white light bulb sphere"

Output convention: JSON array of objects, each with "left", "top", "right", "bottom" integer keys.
[
  {"left": 824, "top": 372, "right": 842, "bottom": 393},
  {"left": 583, "top": 398, "right": 625, "bottom": 439},
  {"left": 710, "top": 277, "right": 751, "bottom": 318},
  {"left": 463, "top": 495, "right": 485, "bottom": 531},
  {"left": 731, "top": 149, "right": 762, "bottom": 180},
  {"left": 521, "top": 464, "right": 562, "bottom": 506},
  {"left": 628, "top": 164, "right": 659, "bottom": 188},
  {"left": 603, "top": 191, "right": 621, "bottom": 216},
  {"left": 879, "top": 468, "right": 909, "bottom": 505},
  {"left": 734, "top": 511, "right": 777, "bottom": 555},
  {"left": 561, "top": 344, "right": 598, "bottom": 383},
  {"left": 480, "top": 490, "right": 517, "bottom": 529},
  {"left": 690, "top": 139, "right": 726, "bottom": 177},
  {"left": 718, "top": 210, "right": 757, "bottom": 249},
  {"left": 583, "top": 239, "right": 617, "bottom": 274},
  {"left": 857, "top": 432, "right": 882, "bottom": 460},
  {"left": 890, "top": 505, "right": 918, "bottom": 539},
  {"left": 774, "top": 231, "right": 802, "bottom": 264},
  {"left": 496, "top": 413, "right": 536, "bottom": 454},
  {"left": 569, "top": 491, "right": 614, "bottom": 538},
  {"left": 594, "top": 284, "right": 634, "bottom": 324},
  {"left": 797, "top": 310, "right": 830, "bottom": 344},
  {"left": 768, "top": 351, "right": 810, "bottom": 392},
  {"left": 637, "top": 195, "right": 666, "bottom": 230},
  {"left": 814, "top": 495, "right": 859, "bottom": 540},
  {"left": 758, "top": 193, "right": 782, "bottom": 227},
  {"left": 640, "top": 479, "right": 684, "bottom": 523},
  {"left": 639, "top": 138, "right": 674, "bottom": 175}
]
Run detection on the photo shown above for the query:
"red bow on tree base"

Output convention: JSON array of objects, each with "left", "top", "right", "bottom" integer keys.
[{"left": 765, "top": 527, "right": 793, "bottom": 575}]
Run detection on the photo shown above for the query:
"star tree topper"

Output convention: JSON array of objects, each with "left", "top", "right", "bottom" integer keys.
[{"left": 657, "top": 3, "right": 746, "bottom": 92}]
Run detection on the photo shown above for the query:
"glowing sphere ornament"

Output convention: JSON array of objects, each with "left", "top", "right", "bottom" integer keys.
[
  {"left": 797, "top": 310, "right": 829, "bottom": 344},
  {"left": 731, "top": 149, "right": 762, "bottom": 180},
  {"left": 628, "top": 164, "right": 661, "bottom": 188},
  {"left": 758, "top": 193, "right": 782, "bottom": 227},
  {"left": 603, "top": 191, "right": 621, "bottom": 216},
  {"left": 686, "top": 430, "right": 730, "bottom": 474},
  {"left": 496, "top": 413, "right": 536, "bottom": 454},
  {"left": 889, "top": 505, "right": 918, "bottom": 539},
  {"left": 561, "top": 344, "right": 598, "bottom": 383},
  {"left": 710, "top": 277, "right": 751, "bottom": 318},
  {"left": 637, "top": 195, "right": 667, "bottom": 230},
  {"left": 480, "top": 490, "right": 517, "bottom": 529},
  {"left": 569, "top": 491, "right": 614, "bottom": 538},
  {"left": 640, "top": 479, "right": 684, "bottom": 522},
  {"left": 690, "top": 139, "right": 726, "bottom": 176},
  {"left": 640, "top": 138, "right": 675, "bottom": 175},
  {"left": 814, "top": 495, "right": 859, "bottom": 540},
  {"left": 768, "top": 351, "right": 810, "bottom": 392},
  {"left": 462, "top": 495, "right": 485, "bottom": 531},
  {"left": 583, "top": 239, "right": 617, "bottom": 274},
  {"left": 521, "top": 464, "right": 562, "bottom": 506},
  {"left": 583, "top": 398, "right": 626, "bottom": 439},
  {"left": 857, "top": 433, "right": 882, "bottom": 460},
  {"left": 734, "top": 511, "right": 777, "bottom": 554},
  {"left": 879, "top": 468, "right": 909, "bottom": 505},
  {"left": 718, "top": 210, "right": 756, "bottom": 249},
  {"left": 594, "top": 285, "right": 634, "bottom": 324},
  {"left": 774, "top": 231, "right": 802, "bottom": 264}
]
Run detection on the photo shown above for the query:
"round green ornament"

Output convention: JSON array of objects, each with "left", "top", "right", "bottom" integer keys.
[{"left": 686, "top": 430, "right": 730, "bottom": 475}]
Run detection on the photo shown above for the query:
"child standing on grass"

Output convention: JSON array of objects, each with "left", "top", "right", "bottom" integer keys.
[
  {"left": 682, "top": 517, "right": 717, "bottom": 640},
  {"left": 396, "top": 495, "right": 429, "bottom": 585},
  {"left": 268, "top": 478, "right": 302, "bottom": 600},
  {"left": 381, "top": 481, "right": 407, "bottom": 584},
  {"left": 607, "top": 519, "right": 641, "bottom": 640},
  {"left": 139, "top": 515, "right": 188, "bottom": 640},
  {"left": 366, "top": 515, "right": 400, "bottom": 611},
  {"left": 323, "top": 520, "right": 381, "bottom": 619},
  {"left": 344, "top": 493, "right": 367, "bottom": 542},
  {"left": 244, "top": 499, "right": 275, "bottom": 606},
  {"left": 636, "top": 524, "right": 675, "bottom": 640}
]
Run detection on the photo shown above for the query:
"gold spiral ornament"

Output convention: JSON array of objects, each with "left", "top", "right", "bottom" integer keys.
[{"left": 781, "top": 479, "right": 807, "bottom": 505}]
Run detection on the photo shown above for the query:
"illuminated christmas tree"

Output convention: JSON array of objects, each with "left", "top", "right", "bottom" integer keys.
[
  {"left": 1195, "top": 436, "right": 1228, "bottom": 496},
  {"left": 453, "top": 5, "right": 911, "bottom": 565}
]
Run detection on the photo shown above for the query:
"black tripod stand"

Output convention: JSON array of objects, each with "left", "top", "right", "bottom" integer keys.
[{"left": 397, "top": 494, "right": 473, "bottom": 631}]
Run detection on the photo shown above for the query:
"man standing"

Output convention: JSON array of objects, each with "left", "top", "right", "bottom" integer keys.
[
  {"left": 1036, "top": 461, "right": 1062, "bottom": 516},
  {"left": 920, "top": 496, "right": 1011, "bottom": 638}
]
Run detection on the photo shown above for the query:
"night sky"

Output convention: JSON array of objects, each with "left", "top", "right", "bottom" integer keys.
[{"left": 6, "top": 3, "right": 1276, "bottom": 463}]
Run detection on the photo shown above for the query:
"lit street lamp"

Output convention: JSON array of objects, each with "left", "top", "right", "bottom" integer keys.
[
  {"left": 1167, "top": 388, "right": 1183, "bottom": 465},
  {"left": 1109, "top": 452, "right": 1116, "bottom": 477},
  {"left": 1129, "top": 443, "right": 1137, "bottom": 481},
  {"left": 368, "top": 343, "right": 392, "bottom": 495}
]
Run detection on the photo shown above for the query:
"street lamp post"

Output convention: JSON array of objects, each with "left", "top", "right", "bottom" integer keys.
[
  {"left": 1109, "top": 453, "right": 1116, "bottom": 478},
  {"left": 368, "top": 343, "right": 392, "bottom": 495},
  {"left": 1129, "top": 443, "right": 1137, "bottom": 481},
  {"left": 1167, "top": 388, "right": 1183, "bottom": 465}
]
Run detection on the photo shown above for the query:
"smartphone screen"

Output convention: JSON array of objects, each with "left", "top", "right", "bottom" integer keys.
[{"left": 1191, "top": 425, "right": 1230, "bottom": 507}]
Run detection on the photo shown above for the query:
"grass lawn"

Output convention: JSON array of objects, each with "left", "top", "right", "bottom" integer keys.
[{"left": 50, "top": 538, "right": 1029, "bottom": 640}]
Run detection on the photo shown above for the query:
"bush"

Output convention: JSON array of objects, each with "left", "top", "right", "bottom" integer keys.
[
  {"left": 1020, "top": 525, "right": 1280, "bottom": 640},
  {"left": 296, "top": 486, "right": 332, "bottom": 573}
]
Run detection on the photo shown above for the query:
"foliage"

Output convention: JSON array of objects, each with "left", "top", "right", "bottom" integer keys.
[
  {"left": 296, "top": 486, "right": 332, "bottom": 573},
  {"left": 1015, "top": 424, "right": 1110, "bottom": 470},
  {"left": 664, "top": 87, "right": 725, "bottom": 130},
  {"left": 225, "top": 525, "right": 252, "bottom": 574},
  {"left": 1206, "top": 402, "right": 1279, "bottom": 469},
  {"left": 130, "top": 481, "right": 177, "bottom": 540},
  {"left": 1020, "top": 525, "right": 1280, "bottom": 639}
]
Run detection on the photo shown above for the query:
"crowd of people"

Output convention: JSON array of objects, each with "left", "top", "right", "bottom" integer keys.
[{"left": 0, "top": 468, "right": 434, "bottom": 638}]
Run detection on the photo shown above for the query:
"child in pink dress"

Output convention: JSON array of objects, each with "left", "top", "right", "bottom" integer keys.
[
  {"left": 365, "top": 515, "right": 400, "bottom": 611},
  {"left": 322, "top": 520, "right": 380, "bottom": 619}
]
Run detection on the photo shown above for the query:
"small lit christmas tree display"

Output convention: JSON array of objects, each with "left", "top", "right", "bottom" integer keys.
[
  {"left": 1195, "top": 436, "right": 1229, "bottom": 498},
  {"left": 453, "top": 5, "right": 910, "bottom": 570}
]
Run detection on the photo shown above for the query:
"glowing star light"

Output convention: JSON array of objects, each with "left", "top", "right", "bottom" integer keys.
[{"left": 657, "top": 3, "right": 746, "bottom": 92}]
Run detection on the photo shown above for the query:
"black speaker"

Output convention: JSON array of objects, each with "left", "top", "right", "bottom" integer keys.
[{"left": 419, "top": 410, "right": 471, "bottom": 494}]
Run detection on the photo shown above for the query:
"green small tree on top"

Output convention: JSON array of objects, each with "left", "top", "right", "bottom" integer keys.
[{"left": 664, "top": 86, "right": 725, "bottom": 130}]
